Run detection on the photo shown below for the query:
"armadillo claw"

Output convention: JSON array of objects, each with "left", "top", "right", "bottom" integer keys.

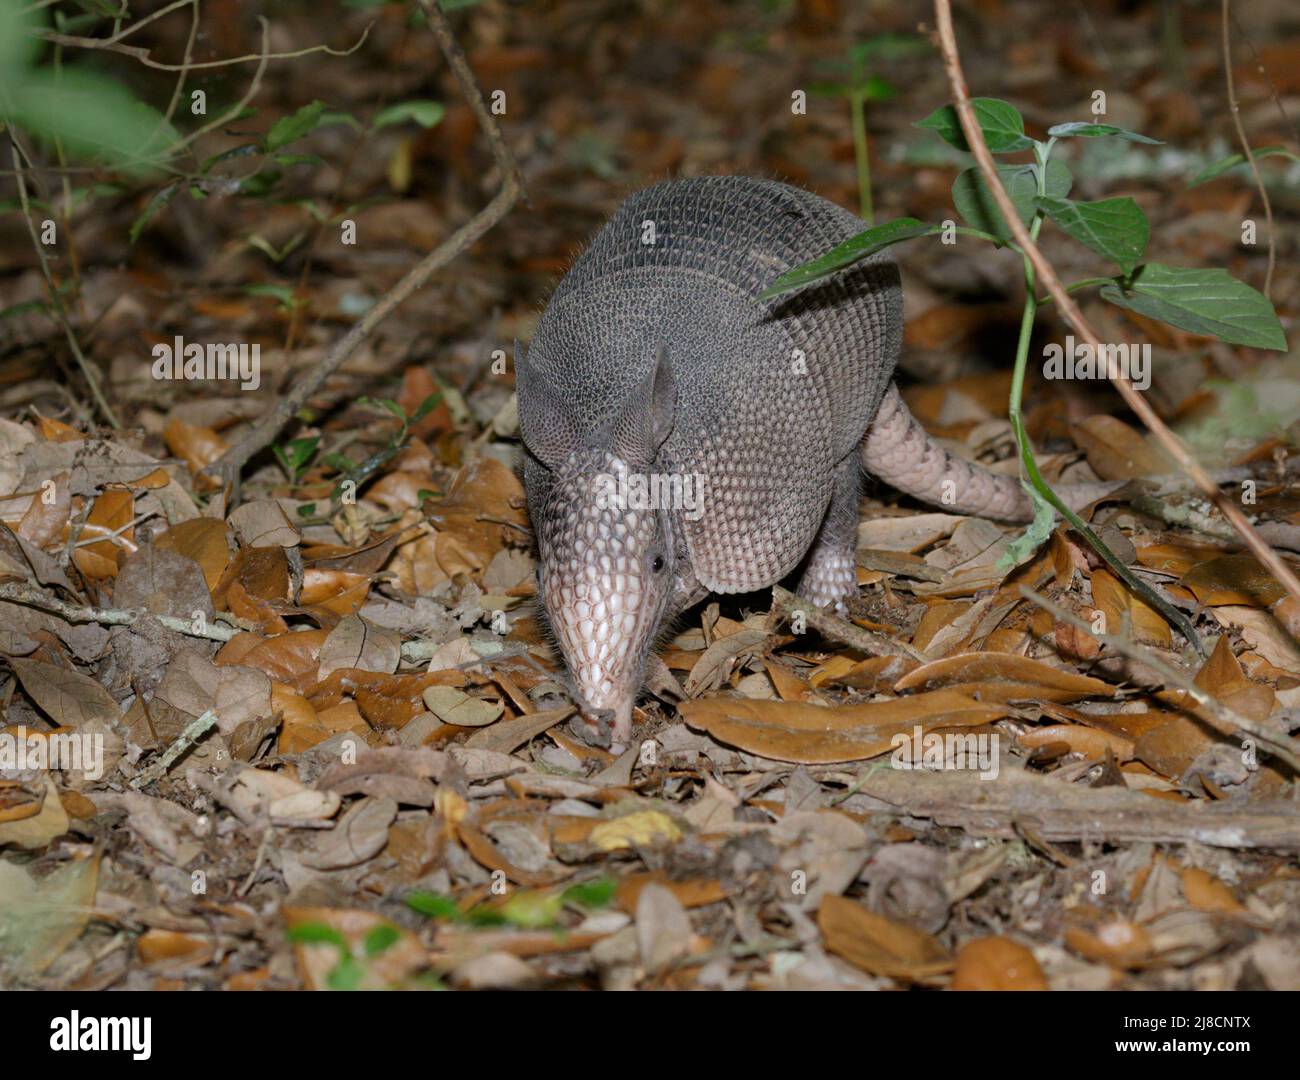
[{"left": 569, "top": 709, "right": 614, "bottom": 749}]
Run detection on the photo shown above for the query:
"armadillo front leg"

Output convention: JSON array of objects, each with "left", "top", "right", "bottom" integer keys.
[{"left": 795, "top": 453, "right": 861, "bottom": 612}]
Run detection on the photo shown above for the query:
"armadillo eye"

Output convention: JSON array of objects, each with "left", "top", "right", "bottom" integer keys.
[{"left": 651, "top": 556, "right": 665, "bottom": 574}]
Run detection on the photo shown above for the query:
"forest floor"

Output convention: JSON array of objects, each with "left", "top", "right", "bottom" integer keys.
[{"left": 1, "top": 0, "right": 1299, "bottom": 990}]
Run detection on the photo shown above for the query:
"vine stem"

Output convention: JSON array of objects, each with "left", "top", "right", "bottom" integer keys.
[
  {"left": 1221, "top": 0, "right": 1275, "bottom": 298},
  {"left": 932, "top": 0, "right": 1300, "bottom": 614}
]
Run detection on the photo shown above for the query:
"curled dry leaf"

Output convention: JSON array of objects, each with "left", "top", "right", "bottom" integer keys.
[
  {"left": 893, "top": 653, "right": 1118, "bottom": 703},
  {"left": 0, "top": 777, "right": 69, "bottom": 849},
  {"left": 678, "top": 689, "right": 1011, "bottom": 765}
]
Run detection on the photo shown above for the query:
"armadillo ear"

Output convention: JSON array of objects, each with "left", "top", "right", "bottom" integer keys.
[
  {"left": 515, "top": 340, "right": 580, "bottom": 469},
  {"left": 602, "top": 341, "right": 676, "bottom": 467}
]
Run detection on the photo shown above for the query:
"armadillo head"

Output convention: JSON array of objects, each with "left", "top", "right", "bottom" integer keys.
[{"left": 517, "top": 342, "right": 677, "bottom": 751}]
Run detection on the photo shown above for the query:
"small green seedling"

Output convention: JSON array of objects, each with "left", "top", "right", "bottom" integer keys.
[{"left": 809, "top": 33, "right": 932, "bottom": 222}]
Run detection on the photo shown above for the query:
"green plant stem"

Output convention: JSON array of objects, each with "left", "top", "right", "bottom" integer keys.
[
  {"left": 850, "top": 88, "right": 872, "bottom": 222},
  {"left": 1005, "top": 148, "right": 1202, "bottom": 653}
]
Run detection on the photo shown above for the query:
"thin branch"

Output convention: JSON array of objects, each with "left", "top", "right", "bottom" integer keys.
[
  {"left": 1221, "top": 0, "right": 1275, "bottom": 298},
  {"left": 130, "top": 708, "right": 218, "bottom": 789},
  {"left": 768, "top": 584, "right": 927, "bottom": 661},
  {"left": 0, "top": 580, "right": 454, "bottom": 666},
  {"left": 931, "top": 0, "right": 1300, "bottom": 614},
  {"left": 205, "top": 0, "right": 524, "bottom": 486},
  {"left": 1018, "top": 585, "right": 1300, "bottom": 773},
  {"left": 40, "top": 22, "right": 371, "bottom": 73}
]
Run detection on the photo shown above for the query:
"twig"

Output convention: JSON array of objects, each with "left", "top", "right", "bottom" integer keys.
[
  {"left": 0, "top": 581, "right": 242, "bottom": 641},
  {"left": 40, "top": 23, "right": 371, "bottom": 73},
  {"left": 931, "top": 0, "right": 1300, "bottom": 614},
  {"left": 130, "top": 708, "right": 218, "bottom": 789},
  {"left": 0, "top": 580, "right": 455, "bottom": 665},
  {"left": 768, "top": 584, "right": 927, "bottom": 661},
  {"left": 9, "top": 140, "right": 120, "bottom": 429},
  {"left": 1017, "top": 585, "right": 1300, "bottom": 772},
  {"left": 1222, "top": 0, "right": 1275, "bottom": 298},
  {"left": 854, "top": 764, "right": 1300, "bottom": 851},
  {"left": 204, "top": 0, "right": 523, "bottom": 487}
]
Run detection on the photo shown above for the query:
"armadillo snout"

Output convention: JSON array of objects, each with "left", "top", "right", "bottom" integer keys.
[{"left": 537, "top": 450, "right": 674, "bottom": 750}]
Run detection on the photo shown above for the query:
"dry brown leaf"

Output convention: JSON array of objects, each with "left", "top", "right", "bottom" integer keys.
[
  {"left": 1181, "top": 867, "right": 1245, "bottom": 914},
  {"left": 11, "top": 658, "right": 124, "bottom": 728},
  {"left": 893, "top": 652, "right": 1117, "bottom": 702},
  {"left": 156, "top": 518, "right": 233, "bottom": 592},
  {"left": 1090, "top": 568, "right": 1171, "bottom": 647},
  {"left": 317, "top": 614, "right": 401, "bottom": 680},
  {"left": 817, "top": 894, "right": 951, "bottom": 980},
  {"left": 678, "top": 689, "right": 1010, "bottom": 764},
  {"left": 1071, "top": 415, "right": 1174, "bottom": 480},
  {"left": 71, "top": 488, "right": 134, "bottom": 580},
  {"left": 1183, "top": 554, "right": 1288, "bottom": 607},
  {"left": 951, "top": 936, "right": 1047, "bottom": 990}
]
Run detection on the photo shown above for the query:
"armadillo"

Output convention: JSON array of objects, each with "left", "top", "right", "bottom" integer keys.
[{"left": 516, "top": 175, "right": 1046, "bottom": 749}]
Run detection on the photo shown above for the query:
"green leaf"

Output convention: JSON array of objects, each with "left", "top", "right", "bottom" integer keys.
[
  {"left": 951, "top": 160, "right": 1072, "bottom": 243},
  {"left": 1034, "top": 195, "right": 1148, "bottom": 275},
  {"left": 405, "top": 890, "right": 462, "bottom": 920},
  {"left": 199, "top": 143, "right": 259, "bottom": 175},
  {"left": 0, "top": 0, "right": 44, "bottom": 71},
  {"left": 849, "top": 33, "right": 931, "bottom": 64},
  {"left": 373, "top": 100, "right": 446, "bottom": 130},
  {"left": 265, "top": 100, "right": 327, "bottom": 151},
  {"left": 244, "top": 283, "right": 299, "bottom": 309},
  {"left": 5, "top": 71, "right": 177, "bottom": 171},
  {"left": 916, "top": 98, "right": 1035, "bottom": 154},
  {"left": 561, "top": 878, "right": 616, "bottom": 908},
  {"left": 273, "top": 436, "right": 319, "bottom": 479},
  {"left": 359, "top": 396, "right": 408, "bottom": 423},
  {"left": 499, "top": 890, "right": 566, "bottom": 929},
  {"left": 408, "top": 391, "right": 444, "bottom": 424},
  {"left": 759, "top": 217, "right": 937, "bottom": 299},
  {"left": 363, "top": 925, "right": 401, "bottom": 957},
  {"left": 1046, "top": 121, "right": 1162, "bottom": 144},
  {"left": 856, "top": 76, "right": 898, "bottom": 102},
  {"left": 238, "top": 170, "right": 283, "bottom": 198},
  {"left": 326, "top": 954, "right": 364, "bottom": 991},
  {"left": 997, "top": 483, "right": 1056, "bottom": 570},
  {"left": 129, "top": 182, "right": 182, "bottom": 245},
  {"left": 1100, "top": 263, "right": 1286, "bottom": 350},
  {"left": 272, "top": 153, "right": 325, "bottom": 168},
  {"left": 1189, "top": 145, "right": 1300, "bottom": 187},
  {"left": 286, "top": 922, "right": 348, "bottom": 948}
]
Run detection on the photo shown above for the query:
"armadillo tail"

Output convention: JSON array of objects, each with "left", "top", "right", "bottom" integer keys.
[{"left": 861, "top": 384, "right": 1032, "bottom": 522}]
